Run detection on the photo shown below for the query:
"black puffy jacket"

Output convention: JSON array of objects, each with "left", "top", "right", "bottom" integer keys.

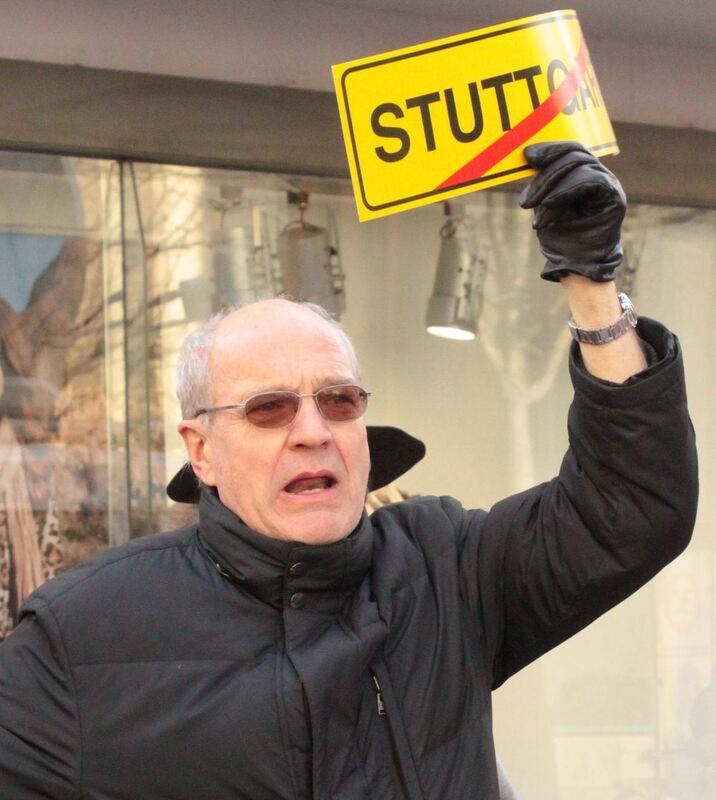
[{"left": 0, "top": 320, "right": 698, "bottom": 800}]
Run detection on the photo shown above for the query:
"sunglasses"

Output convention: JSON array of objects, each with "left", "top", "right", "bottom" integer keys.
[{"left": 193, "top": 383, "right": 370, "bottom": 429}]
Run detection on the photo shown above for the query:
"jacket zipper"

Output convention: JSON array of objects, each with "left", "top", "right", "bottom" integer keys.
[
  {"left": 369, "top": 663, "right": 426, "bottom": 800},
  {"left": 371, "top": 671, "right": 386, "bottom": 716}
]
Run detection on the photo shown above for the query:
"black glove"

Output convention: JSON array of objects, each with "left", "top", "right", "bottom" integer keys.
[{"left": 519, "top": 141, "right": 626, "bottom": 282}]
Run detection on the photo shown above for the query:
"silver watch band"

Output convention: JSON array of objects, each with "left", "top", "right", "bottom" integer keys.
[{"left": 568, "top": 292, "right": 638, "bottom": 345}]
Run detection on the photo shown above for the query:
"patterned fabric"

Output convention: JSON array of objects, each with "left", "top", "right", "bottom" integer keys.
[
  {"left": 38, "top": 477, "right": 63, "bottom": 582},
  {"left": 0, "top": 422, "right": 62, "bottom": 641},
  {"left": 0, "top": 509, "right": 11, "bottom": 641}
]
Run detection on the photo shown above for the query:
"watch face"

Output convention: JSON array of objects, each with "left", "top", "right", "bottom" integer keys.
[{"left": 618, "top": 292, "right": 634, "bottom": 311}]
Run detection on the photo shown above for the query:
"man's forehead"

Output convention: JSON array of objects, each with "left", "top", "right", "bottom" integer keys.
[
  {"left": 218, "top": 298, "right": 321, "bottom": 330},
  {"left": 215, "top": 301, "right": 339, "bottom": 348},
  {"left": 210, "top": 301, "right": 358, "bottom": 378}
]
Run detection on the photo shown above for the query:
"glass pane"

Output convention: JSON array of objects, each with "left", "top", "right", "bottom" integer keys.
[
  {"left": 0, "top": 152, "right": 119, "bottom": 639},
  {"left": 121, "top": 163, "right": 155, "bottom": 540},
  {"left": 128, "top": 163, "right": 346, "bottom": 532},
  {"left": 2, "top": 150, "right": 712, "bottom": 799}
]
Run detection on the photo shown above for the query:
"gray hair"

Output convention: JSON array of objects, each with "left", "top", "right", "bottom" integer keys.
[{"left": 176, "top": 298, "right": 361, "bottom": 420}]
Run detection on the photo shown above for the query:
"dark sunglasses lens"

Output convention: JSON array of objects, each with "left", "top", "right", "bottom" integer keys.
[
  {"left": 317, "top": 386, "right": 367, "bottom": 421},
  {"left": 244, "top": 392, "right": 299, "bottom": 428}
]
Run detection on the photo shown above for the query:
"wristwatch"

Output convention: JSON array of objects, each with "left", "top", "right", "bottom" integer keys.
[{"left": 568, "top": 292, "right": 638, "bottom": 344}]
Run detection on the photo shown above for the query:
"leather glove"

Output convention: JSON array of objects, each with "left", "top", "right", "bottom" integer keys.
[{"left": 519, "top": 141, "right": 626, "bottom": 282}]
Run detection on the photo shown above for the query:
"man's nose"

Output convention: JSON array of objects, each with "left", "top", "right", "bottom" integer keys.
[{"left": 287, "top": 396, "right": 332, "bottom": 447}]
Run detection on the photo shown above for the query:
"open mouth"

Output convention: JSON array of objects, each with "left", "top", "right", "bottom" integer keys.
[{"left": 283, "top": 475, "right": 337, "bottom": 495}]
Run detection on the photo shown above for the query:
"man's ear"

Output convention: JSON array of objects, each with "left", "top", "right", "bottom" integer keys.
[{"left": 177, "top": 421, "right": 217, "bottom": 487}]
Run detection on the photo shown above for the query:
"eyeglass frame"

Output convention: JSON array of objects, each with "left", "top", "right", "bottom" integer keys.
[{"left": 192, "top": 383, "right": 371, "bottom": 428}]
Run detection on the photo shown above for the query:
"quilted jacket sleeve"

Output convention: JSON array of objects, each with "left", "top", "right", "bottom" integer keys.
[
  {"left": 459, "top": 317, "right": 699, "bottom": 688},
  {"left": 0, "top": 609, "right": 79, "bottom": 798}
]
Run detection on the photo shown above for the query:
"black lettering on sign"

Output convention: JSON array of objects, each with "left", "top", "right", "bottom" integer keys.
[
  {"left": 405, "top": 92, "right": 441, "bottom": 151},
  {"left": 585, "top": 60, "right": 604, "bottom": 108},
  {"left": 579, "top": 75, "right": 597, "bottom": 109},
  {"left": 371, "top": 103, "right": 411, "bottom": 162},
  {"left": 480, "top": 72, "right": 514, "bottom": 131},
  {"left": 547, "top": 60, "right": 578, "bottom": 115},
  {"left": 548, "top": 58, "right": 603, "bottom": 115},
  {"left": 512, "top": 66, "right": 543, "bottom": 110},
  {"left": 444, "top": 82, "right": 484, "bottom": 143},
  {"left": 369, "top": 61, "right": 561, "bottom": 163}
]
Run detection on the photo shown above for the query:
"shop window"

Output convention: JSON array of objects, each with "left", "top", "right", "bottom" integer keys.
[
  {"left": 0, "top": 148, "right": 714, "bottom": 800},
  {"left": 0, "top": 154, "right": 342, "bottom": 636},
  {"left": 0, "top": 153, "right": 112, "bottom": 636}
]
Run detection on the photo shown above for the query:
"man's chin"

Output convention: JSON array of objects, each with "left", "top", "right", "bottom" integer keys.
[{"left": 277, "top": 510, "right": 359, "bottom": 546}]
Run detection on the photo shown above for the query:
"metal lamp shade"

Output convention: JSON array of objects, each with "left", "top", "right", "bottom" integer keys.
[
  {"left": 278, "top": 222, "right": 343, "bottom": 316},
  {"left": 425, "top": 232, "right": 477, "bottom": 340}
]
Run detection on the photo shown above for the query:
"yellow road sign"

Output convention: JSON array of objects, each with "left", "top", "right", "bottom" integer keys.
[{"left": 332, "top": 9, "right": 618, "bottom": 221}]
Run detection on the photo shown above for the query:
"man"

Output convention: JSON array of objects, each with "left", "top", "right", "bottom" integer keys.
[{"left": 0, "top": 143, "right": 698, "bottom": 799}]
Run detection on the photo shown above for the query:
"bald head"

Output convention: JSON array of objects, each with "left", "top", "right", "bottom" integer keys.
[{"left": 176, "top": 299, "right": 359, "bottom": 420}]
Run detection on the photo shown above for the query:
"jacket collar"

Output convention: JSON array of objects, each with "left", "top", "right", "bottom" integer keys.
[{"left": 197, "top": 487, "right": 374, "bottom": 610}]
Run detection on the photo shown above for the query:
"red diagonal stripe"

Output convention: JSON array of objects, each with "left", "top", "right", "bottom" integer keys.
[{"left": 435, "top": 38, "right": 589, "bottom": 190}]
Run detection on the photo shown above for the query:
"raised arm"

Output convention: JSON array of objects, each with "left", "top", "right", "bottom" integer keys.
[
  {"left": 461, "top": 143, "right": 699, "bottom": 685},
  {"left": 520, "top": 141, "right": 647, "bottom": 382}
]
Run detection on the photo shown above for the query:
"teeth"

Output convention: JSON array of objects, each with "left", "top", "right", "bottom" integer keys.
[{"left": 286, "top": 477, "right": 333, "bottom": 494}]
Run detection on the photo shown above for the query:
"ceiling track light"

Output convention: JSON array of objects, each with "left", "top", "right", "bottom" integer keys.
[
  {"left": 208, "top": 188, "right": 276, "bottom": 310},
  {"left": 277, "top": 191, "right": 346, "bottom": 317},
  {"left": 426, "top": 203, "right": 486, "bottom": 341}
]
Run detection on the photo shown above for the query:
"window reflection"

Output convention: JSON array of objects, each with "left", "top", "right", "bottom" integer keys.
[
  {"left": 0, "top": 151, "right": 713, "bottom": 799},
  {"left": 0, "top": 154, "right": 110, "bottom": 636}
]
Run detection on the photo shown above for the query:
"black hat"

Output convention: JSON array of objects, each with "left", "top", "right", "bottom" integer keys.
[{"left": 166, "top": 425, "right": 426, "bottom": 504}]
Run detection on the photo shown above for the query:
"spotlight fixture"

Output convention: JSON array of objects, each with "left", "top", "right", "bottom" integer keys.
[
  {"left": 210, "top": 188, "right": 276, "bottom": 309},
  {"left": 426, "top": 203, "right": 484, "bottom": 341},
  {"left": 277, "top": 191, "right": 346, "bottom": 317}
]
